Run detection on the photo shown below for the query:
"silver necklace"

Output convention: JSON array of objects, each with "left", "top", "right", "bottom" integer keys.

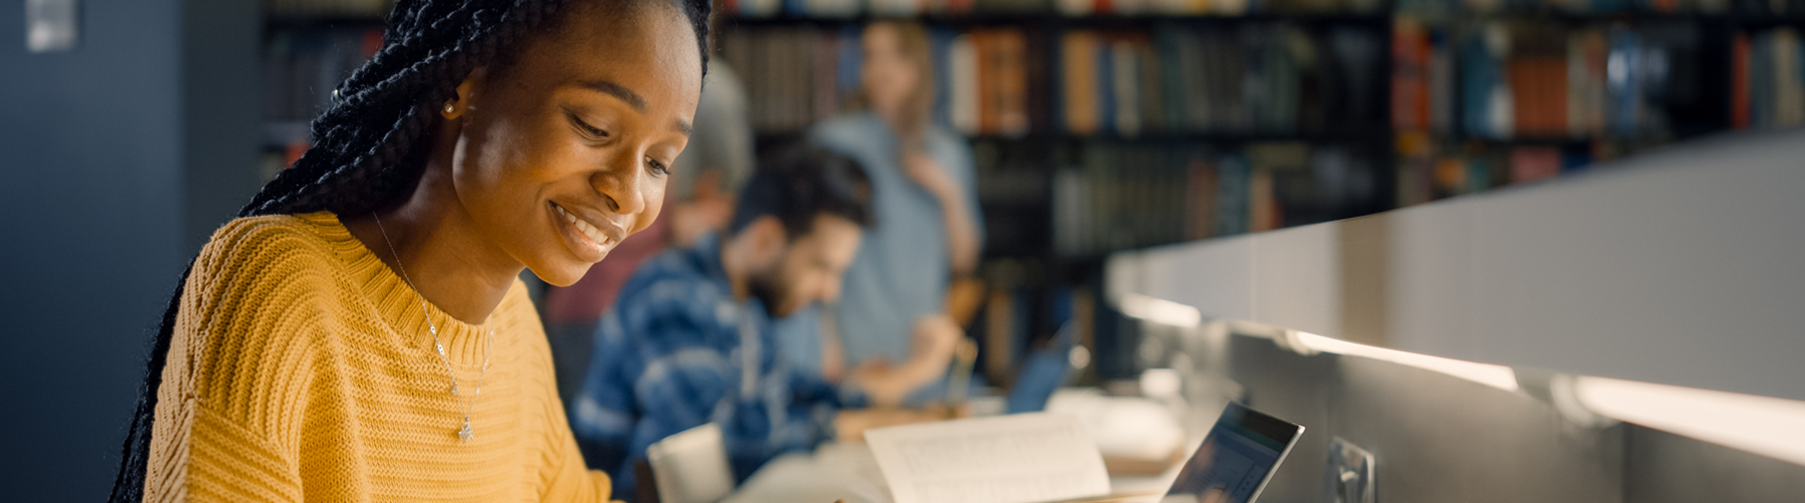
[{"left": 373, "top": 213, "right": 493, "bottom": 443}]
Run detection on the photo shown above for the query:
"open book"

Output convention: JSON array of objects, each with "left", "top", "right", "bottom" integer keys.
[{"left": 864, "top": 413, "right": 1156, "bottom": 503}]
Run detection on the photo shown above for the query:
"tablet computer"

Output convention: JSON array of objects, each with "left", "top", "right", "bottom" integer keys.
[{"left": 1162, "top": 403, "right": 1306, "bottom": 503}]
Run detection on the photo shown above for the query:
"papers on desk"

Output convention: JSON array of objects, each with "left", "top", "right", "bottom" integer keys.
[{"left": 865, "top": 413, "right": 1115, "bottom": 503}]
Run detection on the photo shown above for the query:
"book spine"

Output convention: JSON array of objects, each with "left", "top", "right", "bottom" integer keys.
[
  {"left": 1391, "top": 18, "right": 1429, "bottom": 130},
  {"left": 1062, "top": 31, "right": 1099, "bottom": 136},
  {"left": 1430, "top": 30, "right": 1455, "bottom": 135},
  {"left": 1096, "top": 34, "right": 1116, "bottom": 137},
  {"left": 1136, "top": 39, "right": 1164, "bottom": 135},
  {"left": 951, "top": 33, "right": 981, "bottom": 135},
  {"left": 1113, "top": 40, "right": 1141, "bottom": 137},
  {"left": 1734, "top": 32, "right": 1751, "bottom": 129},
  {"left": 976, "top": 30, "right": 998, "bottom": 135},
  {"left": 998, "top": 30, "right": 1030, "bottom": 136},
  {"left": 1776, "top": 28, "right": 1803, "bottom": 127},
  {"left": 1185, "top": 156, "right": 1217, "bottom": 241},
  {"left": 814, "top": 31, "right": 841, "bottom": 123}
]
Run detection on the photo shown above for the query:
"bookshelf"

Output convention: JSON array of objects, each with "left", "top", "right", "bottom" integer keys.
[
  {"left": 257, "top": 1, "right": 389, "bottom": 181},
  {"left": 721, "top": 13, "right": 1397, "bottom": 253},
  {"left": 715, "top": 6, "right": 1399, "bottom": 384},
  {"left": 1389, "top": 5, "right": 1805, "bottom": 204},
  {"left": 256, "top": 3, "right": 1805, "bottom": 244}
]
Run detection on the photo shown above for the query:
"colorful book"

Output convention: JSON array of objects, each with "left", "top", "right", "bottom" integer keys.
[{"left": 1061, "top": 30, "right": 1100, "bottom": 136}]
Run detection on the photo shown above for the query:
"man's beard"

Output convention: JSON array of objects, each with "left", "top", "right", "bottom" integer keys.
[{"left": 746, "top": 267, "right": 793, "bottom": 318}]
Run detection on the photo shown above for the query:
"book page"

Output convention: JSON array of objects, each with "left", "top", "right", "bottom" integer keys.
[{"left": 866, "top": 413, "right": 1113, "bottom": 503}]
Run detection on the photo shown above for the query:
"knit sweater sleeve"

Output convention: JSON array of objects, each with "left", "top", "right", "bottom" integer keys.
[
  {"left": 480, "top": 277, "right": 620, "bottom": 503},
  {"left": 540, "top": 399, "right": 617, "bottom": 503},
  {"left": 145, "top": 217, "right": 332, "bottom": 503},
  {"left": 523, "top": 290, "right": 617, "bottom": 503}
]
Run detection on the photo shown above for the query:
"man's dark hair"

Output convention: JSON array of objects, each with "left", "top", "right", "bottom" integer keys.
[
  {"left": 727, "top": 145, "right": 875, "bottom": 240},
  {"left": 109, "top": 0, "right": 712, "bottom": 500}
]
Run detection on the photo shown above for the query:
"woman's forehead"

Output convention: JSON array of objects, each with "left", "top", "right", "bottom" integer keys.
[{"left": 524, "top": 3, "right": 702, "bottom": 104}]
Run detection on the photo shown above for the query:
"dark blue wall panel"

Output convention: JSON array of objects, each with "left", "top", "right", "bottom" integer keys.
[{"left": 0, "top": 0, "right": 255, "bottom": 498}]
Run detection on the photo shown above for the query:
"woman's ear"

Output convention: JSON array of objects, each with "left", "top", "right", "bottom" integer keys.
[{"left": 441, "top": 67, "right": 488, "bottom": 120}]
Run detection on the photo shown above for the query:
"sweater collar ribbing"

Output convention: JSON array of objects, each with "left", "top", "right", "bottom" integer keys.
[{"left": 298, "top": 211, "right": 500, "bottom": 365}]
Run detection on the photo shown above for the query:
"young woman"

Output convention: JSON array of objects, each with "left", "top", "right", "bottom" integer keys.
[{"left": 108, "top": 0, "right": 710, "bottom": 500}]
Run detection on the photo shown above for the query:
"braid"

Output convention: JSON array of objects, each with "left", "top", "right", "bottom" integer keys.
[{"left": 109, "top": 0, "right": 711, "bottom": 500}]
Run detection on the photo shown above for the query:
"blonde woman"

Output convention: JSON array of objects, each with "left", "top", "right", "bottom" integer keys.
[{"left": 796, "top": 22, "right": 983, "bottom": 404}]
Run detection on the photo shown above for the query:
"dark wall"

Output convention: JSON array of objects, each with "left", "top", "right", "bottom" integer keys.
[
  {"left": 0, "top": 0, "right": 258, "bottom": 499},
  {"left": 183, "top": 0, "right": 263, "bottom": 252}
]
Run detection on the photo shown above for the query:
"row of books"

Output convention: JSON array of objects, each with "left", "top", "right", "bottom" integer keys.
[
  {"left": 1059, "top": 24, "right": 1386, "bottom": 137},
  {"left": 1733, "top": 28, "right": 1805, "bottom": 129},
  {"left": 1397, "top": 0, "right": 1805, "bottom": 15},
  {"left": 263, "top": 28, "right": 383, "bottom": 125},
  {"left": 727, "top": 0, "right": 1383, "bottom": 18},
  {"left": 1391, "top": 18, "right": 1701, "bottom": 140},
  {"left": 1052, "top": 142, "right": 1380, "bottom": 256},
  {"left": 717, "top": 27, "right": 858, "bottom": 134},
  {"left": 1387, "top": 128, "right": 1681, "bottom": 205},
  {"left": 267, "top": 0, "right": 390, "bottom": 17},
  {"left": 719, "top": 23, "right": 1389, "bottom": 137},
  {"left": 1395, "top": 140, "right": 1595, "bottom": 205}
]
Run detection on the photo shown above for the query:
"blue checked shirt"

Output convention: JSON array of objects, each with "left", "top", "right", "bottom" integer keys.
[{"left": 569, "top": 233, "right": 860, "bottom": 495}]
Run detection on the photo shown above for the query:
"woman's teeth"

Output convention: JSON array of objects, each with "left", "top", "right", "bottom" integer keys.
[{"left": 555, "top": 205, "right": 614, "bottom": 246}]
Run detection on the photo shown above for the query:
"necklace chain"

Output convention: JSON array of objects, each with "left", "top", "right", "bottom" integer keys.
[{"left": 373, "top": 213, "right": 492, "bottom": 443}]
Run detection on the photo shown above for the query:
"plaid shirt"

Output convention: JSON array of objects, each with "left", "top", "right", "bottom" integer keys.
[{"left": 569, "top": 233, "right": 857, "bottom": 495}]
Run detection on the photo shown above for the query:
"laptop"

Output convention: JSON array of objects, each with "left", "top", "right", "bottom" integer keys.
[
  {"left": 1159, "top": 402, "right": 1306, "bottom": 503},
  {"left": 867, "top": 401, "right": 1304, "bottom": 503},
  {"left": 1004, "top": 321, "right": 1080, "bottom": 414},
  {"left": 1039, "top": 402, "right": 1305, "bottom": 503}
]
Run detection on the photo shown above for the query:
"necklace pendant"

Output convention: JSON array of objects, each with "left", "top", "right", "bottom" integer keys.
[{"left": 458, "top": 417, "right": 474, "bottom": 443}]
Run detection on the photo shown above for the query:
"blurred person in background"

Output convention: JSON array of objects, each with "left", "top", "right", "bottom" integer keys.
[
  {"left": 792, "top": 21, "right": 985, "bottom": 403},
  {"left": 540, "top": 52, "right": 754, "bottom": 406},
  {"left": 106, "top": 0, "right": 715, "bottom": 501},
  {"left": 570, "top": 146, "right": 955, "bottom": 495}
]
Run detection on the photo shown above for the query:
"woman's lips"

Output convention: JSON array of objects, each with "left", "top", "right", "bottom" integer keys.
[{"left": 551, "top": 203, "right": 618, "bottom": 261}]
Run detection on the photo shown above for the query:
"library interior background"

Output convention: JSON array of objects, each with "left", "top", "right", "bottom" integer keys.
[{"left": 5, "top": 0, "right": 1805, "bottom": 500}]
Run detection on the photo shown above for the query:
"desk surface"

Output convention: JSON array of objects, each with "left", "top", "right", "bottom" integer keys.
[{"left": 723, "top": 443, "right": 1181, "bottom": 503}]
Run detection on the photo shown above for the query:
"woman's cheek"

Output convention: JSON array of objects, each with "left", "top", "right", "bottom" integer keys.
[{"left": 633, "top": 193, "right": 664, "bottom": 233}]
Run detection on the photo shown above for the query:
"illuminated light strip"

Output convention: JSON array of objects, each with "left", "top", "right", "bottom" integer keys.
[
  {"left": 1113, "top": 294, "right": 1805, "bottom": 466},
  {"left": 1113, "top": 293, "right": 1515, "bottom": 392},
  {"left": 1117, "top": 293, "right": 1203, "bottom": 328},
  {"left": 1574, "top": 376, "right": 1805, "bottom": 466},
  {"left": 1294, "top": 332, "right": 1520, "bottom": 392}
]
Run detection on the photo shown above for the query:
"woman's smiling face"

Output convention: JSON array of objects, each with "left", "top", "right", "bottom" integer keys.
[{"left": 445, "top": 1, "right": 703, "bottom": 286}]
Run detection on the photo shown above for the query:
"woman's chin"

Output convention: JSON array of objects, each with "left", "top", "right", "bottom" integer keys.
[{"left": 524, "top": 261, "right": 596, "bottom": 288}]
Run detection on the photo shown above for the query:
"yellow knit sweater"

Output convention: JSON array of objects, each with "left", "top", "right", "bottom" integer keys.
[{"left": 145, "top": 212, "right": 613, "bottom": 502}]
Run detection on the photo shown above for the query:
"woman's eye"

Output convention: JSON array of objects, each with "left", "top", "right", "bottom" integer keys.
[
  {"left": 578, "top": 121, "right": 608, "bottom": 138},
  {"left": 567, "top": 111, "right": 610, "bottom": 139},
  {"left": 647, "top": 157, "right": 670, "bottom": 176}
]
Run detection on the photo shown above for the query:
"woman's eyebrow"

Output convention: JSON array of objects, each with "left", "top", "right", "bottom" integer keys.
[
  {"left": 578, "top": 79, "right": 691, "bottom": 136},
  {"left": 577, "top": 80, "right": 647, "bottom": 112}
]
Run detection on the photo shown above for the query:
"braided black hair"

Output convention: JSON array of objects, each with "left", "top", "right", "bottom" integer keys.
[{"left": 107, "top": 0, "right": 711, "bottom": 500}]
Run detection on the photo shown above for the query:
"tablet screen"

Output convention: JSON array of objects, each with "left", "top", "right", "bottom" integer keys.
[{"left": 1163, "top": 403, "right": 1305, "bottom": 503}]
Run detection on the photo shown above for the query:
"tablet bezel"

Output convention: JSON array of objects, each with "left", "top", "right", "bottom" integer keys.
[{"left": 1170, "top": 402, "right": 1307, "bottom": 503}]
